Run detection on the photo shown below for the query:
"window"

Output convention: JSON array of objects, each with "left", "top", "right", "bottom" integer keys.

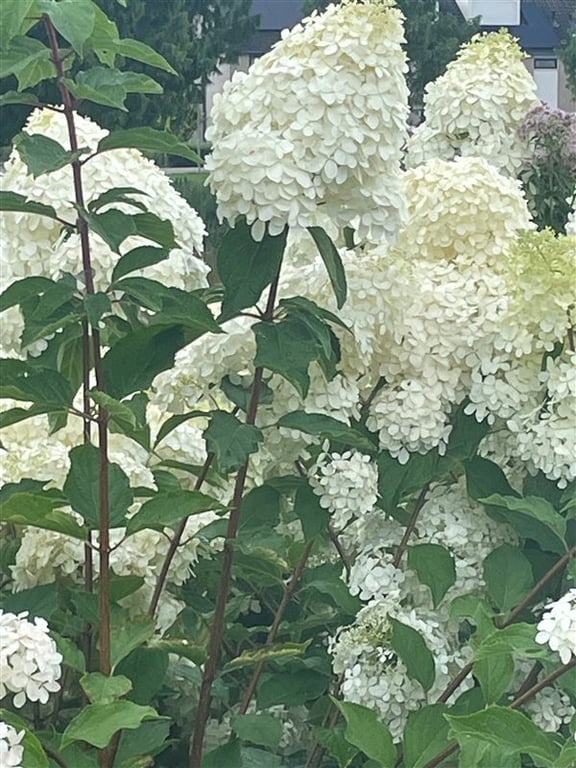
[{"left": 533, "top": 58, "right": 558, "bottom": 69}]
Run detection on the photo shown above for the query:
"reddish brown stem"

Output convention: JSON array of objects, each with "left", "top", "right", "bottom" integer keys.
[
  {"left": 148, "top": 453, "right": 215, "bottom": 618},
  {"left": 189, "top": 271, "right": 282, "bottom": 767},
  {"left": 239, "top": 539, "right": 314, "bottom": 714},
  {"left": 392, "top": 483, "right": 430, "bottom": 568}
]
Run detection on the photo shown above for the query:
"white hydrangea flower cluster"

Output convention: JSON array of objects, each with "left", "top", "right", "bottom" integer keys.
[
  {"left": 0, "top": 610, "right": 62, "bottom": 708},
  {"left": 407, "top": 30, "right": 538, "bottom": 175},
  {"left": 0, "top": 108, "right": 208, "bottom": 356},
  {"left": 0, "top": 721, "right": 24, "bottom": 768},
  {"left": 399, "top": 157, "right": 533, "bottom": 267},
  {"left": 330, "top": 598, "right": 470, "bottom": 741},
  {"left": 308, "top": 450, "right": 378, "bottom": 530},
  {"left": 535, "top": 589, "right": 576, "bottom": 664},
  {"left": 522, "top": 685, "right": 575, "bottom": 733},
  {"left": 206, "top": 0, "right": 409, "bottom": 242}
]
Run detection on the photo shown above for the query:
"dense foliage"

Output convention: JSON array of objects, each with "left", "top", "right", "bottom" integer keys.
[{"left": 0, "top": 2, "right": 575, "bottom": 768}]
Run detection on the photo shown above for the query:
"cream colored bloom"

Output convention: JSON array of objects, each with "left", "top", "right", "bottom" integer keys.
[
  {"left": 206, "top": 0, "right": 409, "bottom": 242},
  {"left": 407, "top": 30, "right": 538, "bottom": 175}
]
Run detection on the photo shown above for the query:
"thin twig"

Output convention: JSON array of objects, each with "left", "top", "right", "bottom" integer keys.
[
  {"left": 328, "top": 523, "right": 352, "bottom": 576},
  {"left": 239, "top": 539, "right": 314, "bottom": 714},
  {"left": 189, "top": 269, "right": 283, "bottom": 768},
  {"left": 392, "top": 483, "right": 430, "bottom": 568}
]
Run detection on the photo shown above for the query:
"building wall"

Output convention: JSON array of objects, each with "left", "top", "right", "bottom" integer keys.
[{"left": 205, "top": 55, "right": 252, "bottom": 132}]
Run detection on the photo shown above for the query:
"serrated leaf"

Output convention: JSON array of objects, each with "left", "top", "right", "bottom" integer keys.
[
  {"left": 0, "top": 358, "right": 74, "bottom": 406},
  {"left": 54, "top": 633, "right": 86, "bottom": 673},
  {"left": 89, "top": 390, "right": 137, "bottom": 430},
  {"left": 80, "top": 208, "right": 177, "bottom": 253},
  {"left": 446, "top": 705, "right": 561, "bottom": 765},
  {"left": 481, "top": 494, "right": 567, "bottom": 554},
  {"left": 153, "top": 410, "right": 207, "bottom": 447},
  {"left": 221, "top": 375, "right": 274, "bottom": 412},
  {"left": 390, "top": 618, "right": 435, "bottom": 692},
  {"left": 231, "top": 714, "right": 283, "bottom": 749},
  {"left": 0, "top": 191, "right": 60, "bottom": 220},
  {"left": 277, "top": 410, "right": 374, "bottom": 452},
  {"left": 473, "top": 624, "right": 548, "bottom": 661},
  {"left": 294, "top": 480, "right": 329, "bottom": 541},
  {"left": 332, "top": 699, "right": 396, "bottom": 767},
  {"left": 407, "top": 544, "right": 456, "bottom": 607},
  {"left": 0, "top": 36, "right": 55, "bottom": 89},
  {"left": 483, "top": 544, "right": 533, "bottom": 612},
  {"left": 126, "top": 490, "right": 223, "bottom": 534},
  {"left": 203, "top": 411, "right": 263, "bottom": 474},
  {"left": 97, "top": 128, "right": 200, "bottom": 165},
  {"left": 84, "top": 292, "right": 111, "bottom": 328},
  {"left": 14, "top": 132, "right": 89, "bottom": 178},
  {"left": 110, "top": 617, "right": 156, "bottom": 668},
  {"left": 466, "top": 456, "right": 519, "bottom": 502},
  {"left": 0, "top": 404, "right": 57, "bottom": 429},
  {"left": 0, "top": 0, "right": 36, "bottom": 45},
  {"left": 115, "top": 647, "right": 169, "bottom": 705},
  {"left": 113, "top": 37, "right": 176, "bottom": 74},
  {"left": 81, "top": 672, "right": 132, "bottom": 704},
  {"left": 253, "top": 317, "right": 319, "bottom": 398},
  {"left": 203, "top": 740, "right": 242, "bottom": 768},
  {"left": 0, "top": 89, "right": 42, "bottom": 107},
  {"left": 38, "top": 0, "right": 96, "bottom": 55},
  {"left": 450, "top": 595, "right": 496, "bottom": 639},
  {"left": 377, "top": 450, "right": 439, "bottom": 514},
  {"left": 0, "top": 276, "right": 55, "bottom": 312},
  {"left": 217, "top": 219, "right": 286, "bottom": 320},
  {"left": 149, "top": 639, "right": 205, "bottom": 666},
  {"left": 63, "top": 443, "right": 133, "bottom": 528},
  {"left": 308, "top": 226, "right": 347, "bottom": 308},
  {"left": 62, "top": 700, "right": 157, "bottom": 749},
  {"left": 0, "top": 492, "right": 87, "bottom": 539}
]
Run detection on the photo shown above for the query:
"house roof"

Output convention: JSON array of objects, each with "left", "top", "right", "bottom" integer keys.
[
  {"left": 509, "top": 1, "right": 563, "bottom": 51},
  {"left": 250, "top": 0, "right": 306, "bottom": 31}
]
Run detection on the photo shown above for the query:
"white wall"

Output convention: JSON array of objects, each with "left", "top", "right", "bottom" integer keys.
[
  {"left": 533, "top": 68, "right": 559, "bottom": 108},
  {"left": 455, "top": 0, "right": 520, "bottom": 25}
]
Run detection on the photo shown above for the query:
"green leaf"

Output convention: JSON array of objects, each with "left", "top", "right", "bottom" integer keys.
[
  {"left": 203, "top": 740, "right": 242, "bottom": 768},
  {"left": 110, "top": 616, "right": 156, "bottom": 669},
  {"left": 277, "top": 411, "right": 375, "bottom": 452},
  {"left": 483, "top": 544, "right": 533, "bottom": 612},
  {"left": 63, "top": 443, "right": 133, "bottom": 528},
  {"left": 308, "top": 226, "right": 347, "bottom": 308},
  {"left": 0, "top": 0, "right": 35, "bottom": 45},
  {"left": 84, "top": 292, "right": 111, "bottom": 328},
  {"left": 115, "top": 718, "right": 171, "bottom": 766},
  {"left": 20, "top": 277, "right": 81, "bottom": 347},
  {"left": 444, "top": 404, "right": 491, "bottom": 461},
  {"left": 239, "top": 485, "right": 282, "bottom": 535},
  {"left": 152, "top": 410, "right": 206, "bottom": 447},
  {"left": 38, "top": 0, "right": 96, "bottom": 55},
  {"left": 225, "top": 642, "right": 311, "bottom": 672},
  {"left": 126, "top": 490, "right": 223, "bottom": 535},
  {"left": 109, "top": 575, "right": 145, "bottom": 602},
  {"left": 97, "top": 128, "right": 201, "bottom": 165},
  {"left": 458, "top": 737, "right": 520, "bottom": 768},
  {"left": 253, "top": 317, "right": 319, "bottom": 398},
  {"left": 0, "top": 492, "right": 87, "bottom": 539},
  {"left": 80, "top": 672, "right": 132, "bottom": 704},
  {"left": 302, "top": 563, "right": 361, "bottom": 615},
  {"left": 0, "top": 709, "right": 49, "bottom": 768},
  {"left": 102, "top": 324, "right": 187, "bottom": 399},
  {"left": 1, "top": 582, "right": 59, "bottom": 622},
  {"left": 62, "top": 700, "right": 157, "bottom": 749},
  {"left": 0, "top": 36, "right": 55, "bottom": 89},
  {"left": 0, "top": 276, "right": 55, "bottom": 312},
  {"left": 332, "top": 699, "right": 396, "bottom": 767},
  {"left": 149, "top": 639, "right": 205, "bottom": 666},
  {"left": 221, "top": 375, "right": 274, "bottom": 413},
  {"left": 0, "top": 89, "right": 42, "bottom": 107},
  {"left": 377, "top": 450, "right": 439, "bottom": 514},
  {"left": 446, "top": 705, "right": 561, "bottom": 765},
  {"left": 54, "top": 633, "right": 86, "bottom": 673},
  {"left": 89, "top": 390, "right": 137, "bottom": 431},
  {"left": 203, "top": 411, "right": 263, "bottom": 474},
  {"left": 480, "top": 494, "right": 567, "bottom": 554},
  {"left": 390, "top": 618, "right": 435, "bottom": 692},
  {"left": 473, "top": 653, "right": 514, "bottom": 704},
  {"left": 111, "top": 246, "right": 169, "bottom": 282},
  {"left": 217, "top": 219, "right": 286, "bottom": 321},
  {"left": 88, "top": 186, "right": 149, "bottom": 214},
  {"left": 81, "top": 208, "right": 177, "bottom": 254},
  {"left": 403, "top": 704, "right": 450, "bottom": 768},
  {"left": 0, "top": 359, "right": 74, "bottom": 406},
  {"left": 112, "top": 37, "right": 176, "bottom": 74},
  {"left": 466, "top": 456, "right": 519, "bottom": 502},
  {"left": 0, "top": 191, "right": 60, "bottom": 220},
  {"left": 294, "top": 480, "right": 329, "bottom": 541},
  {"left": 0, "top": 404, "right": 57, "bottom": 429},
  {"left": 256, "top": 670, "right": 328, "bottom": 708},
  {"left": 115, "top": 647, "right": 169, "bottom": 705},
  {"left": 450, "top": 595, "right": 496, "bottom": 639},
  {"left": 231, "top": 714, "right": 282, "bottom": 749},
  {"left": 473, "top": 624, "right": 548, "bottom": 662},
  {"left": 407, "top": 543, "right": 456, "bottom": 607},
  {"left": 553, "top": 741, "right": 576, "bottom": 768},
  {"left": 64, "top": 68, "right": 161, "bottom": 110},
  {"left": 315, "top": 725, "right": 359, "bottom": 768}
]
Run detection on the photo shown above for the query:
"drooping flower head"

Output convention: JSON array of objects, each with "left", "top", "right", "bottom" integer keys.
[
  {"left": 0, "top": 721, "right": 24, "bottom": 768},
  {"left": 206, "top": 0, "right": 409, "bottom": 242},
  {"left": 407, "top": 30, "right": 538, "bottom": 175}
]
